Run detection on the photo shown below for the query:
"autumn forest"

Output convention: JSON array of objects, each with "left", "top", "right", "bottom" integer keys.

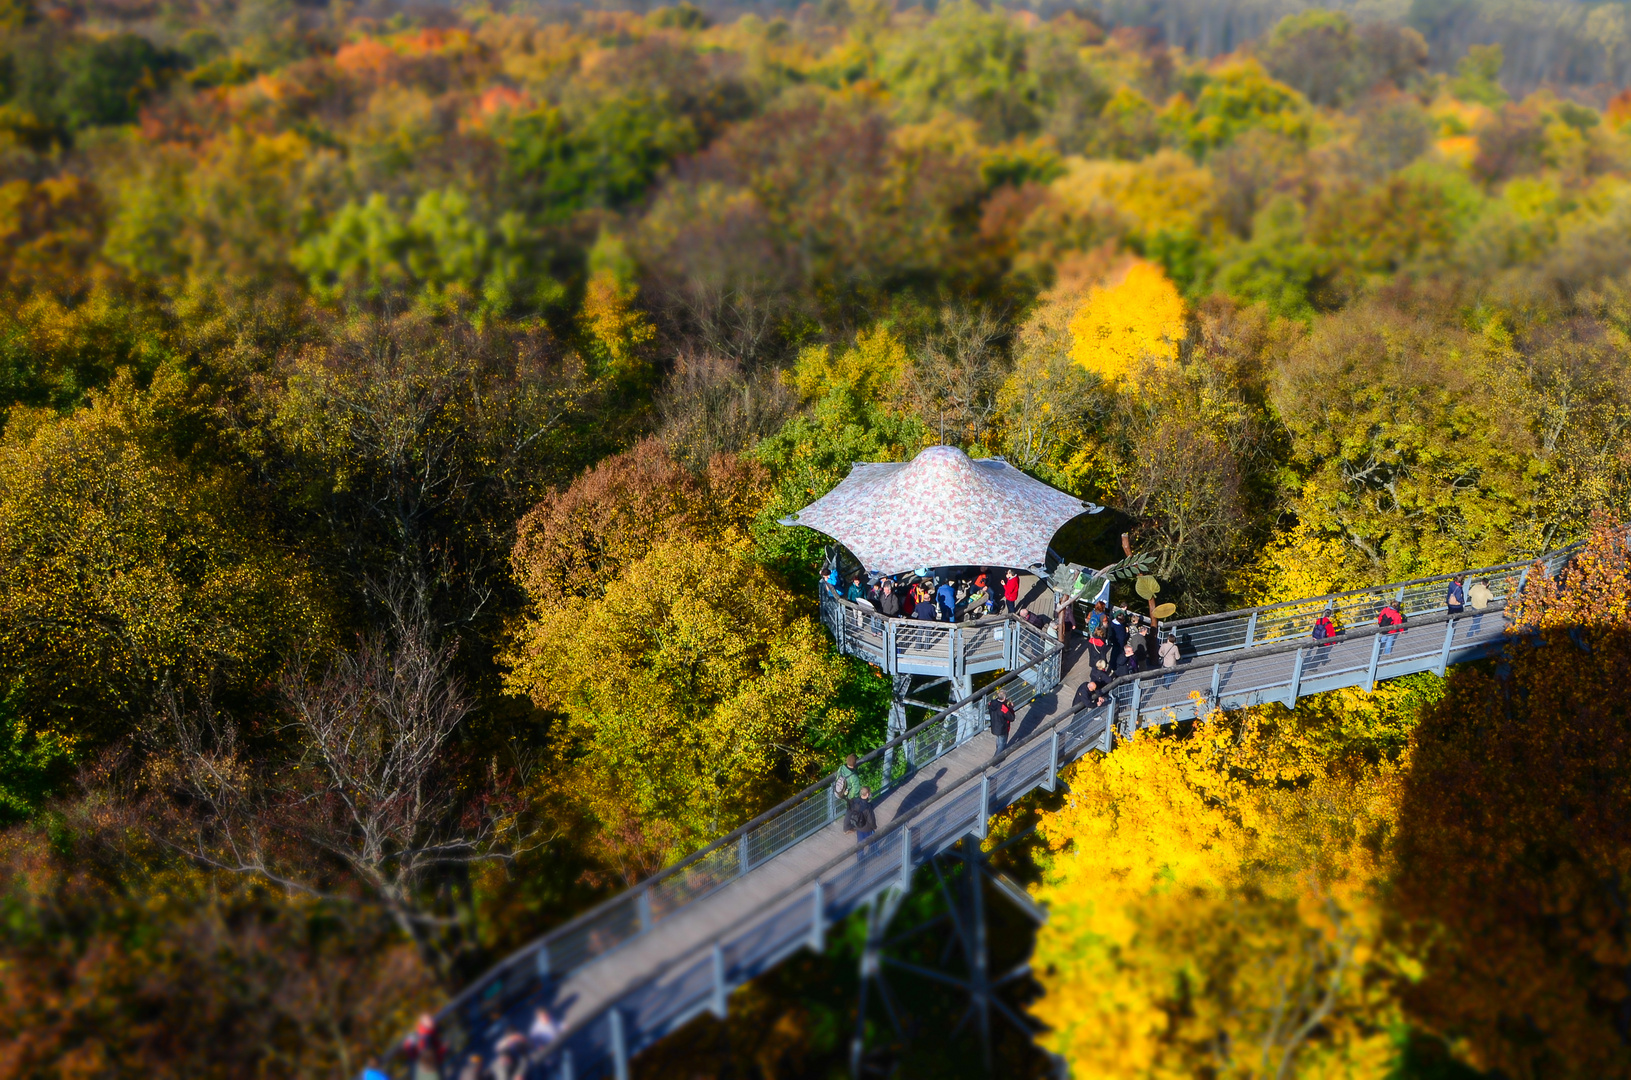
[{"left": 1, "top": 0, "right": 1630, "bottom": 1074}]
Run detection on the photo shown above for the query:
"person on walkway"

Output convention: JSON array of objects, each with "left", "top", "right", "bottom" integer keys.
[
  {"left": 1158, "top": 633, "right": 1180, "bottom": 670},
  {"left": 877, "top": 582, "right": 900, "bottom": 617},
  {"left": 1376, "top": 601, "right": 1406, "bottom": 655},
  {"left": 836, "top": 753, "right": 861, "bottom": 800},
  {"left": 1311, "top": 612, "right": 1336, "bottom": 642},
  {"left": 456, "top": 1055, "right": 483, "bottom": 1080},
  {"left": 1003, "top": 571, "right": 1020, "bottom": 613},
  {"left": 1446, "top": 576, "right": 1466, "bottom": 614},
  {"left": 491, "top": 1029, "right": 529, "bottom": 1080},
  {"left": 1108, "top": 612, "right": 1128, "bottom": 652},
  {"left": 401, "top": 1014, "right": 445, "bottom": 1079},
  {"left": 937, "top": 578, "right": 958, "bottom": 622},
  {"left": 846, "top": 577, "right": 864, "bottom": 602},
  {"left": 913, "top": 593, "right": 937, "bottom": 620},
  {"left": 988, "top": 689, "right": 1014, "bottom": 754},
  {"left": 359, "top": 1059, "right": 390, "bottom": 1080},
  {"left": 1114, "top": 642, "right": 1140, "bottom": 679},
  {"left": 1086, "top": 627, "right": 1111, "bottom": 671},
  {"left": 845, "top": 787, "right": 877, "bottom": 845},
  {"left": 1086, "top": 600, "right": 1107, "bottom": 635},
  {"left": 1132, "top": 621, "right": 1154, "bottom": 667},
  {"left": 1468, "top": 579, "right": 1494, "bottom": 610},
  {"left": 528, "top": 1007, "right": 560, "bottom": 1055}
]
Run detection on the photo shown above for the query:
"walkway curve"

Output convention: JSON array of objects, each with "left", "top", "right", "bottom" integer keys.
[{"left": 390, "top": 543, "right": 1580, "bottom": 1080}]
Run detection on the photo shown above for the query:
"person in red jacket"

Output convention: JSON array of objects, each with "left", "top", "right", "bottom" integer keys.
[
  {"left": 1003, "top": 570, "right": 1021, "bottom": 613},
  {"left": 1376, "top": 602, "right": 1406, "bottom": 655},
  {"left": 401, "top": 1014, "right": 445, "bottom": 1079}
]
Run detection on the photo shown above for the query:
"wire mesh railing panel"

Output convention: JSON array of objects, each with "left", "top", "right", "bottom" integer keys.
[
  {"left": 545, "top": 893, "right": 644, "bottom": 974},
  {"left": 963, "top": 622, "right": 1005, "bottom": 665},
  {"left": 648, "top": 843, "right": 741, "bottom": 919},
  {"left": 743, "top": 785, "right": 838, "bottom": 869}
]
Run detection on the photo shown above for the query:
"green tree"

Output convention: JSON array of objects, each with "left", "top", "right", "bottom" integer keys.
[{"left": 0, "top": 369, "right": 325, "bottom": 750}]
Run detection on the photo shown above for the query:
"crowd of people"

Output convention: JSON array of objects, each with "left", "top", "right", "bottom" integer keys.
[
  {"left": 826, "top": 564, "right": 1024, "bottom": 623},
  {"left": 381, "top": 1004, "right": 563, "bottom": 1080}
]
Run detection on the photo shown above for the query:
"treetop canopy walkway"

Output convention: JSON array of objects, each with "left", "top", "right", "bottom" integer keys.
[{"left": 391, "top": 542, "right": 1577, "bottom": 1080}]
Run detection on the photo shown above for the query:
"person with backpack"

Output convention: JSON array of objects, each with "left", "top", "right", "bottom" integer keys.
[
  {"left": 1311, "top": 612, "right": 1336, "bottom": 641},
  {"left": 844, "top": 786, "right": 878, "bottom": 845},
  {"left": 1376, "top": 601, "right": 1406, "bottom": 655},
  {"left": 1446, "top": 576, "right": 1465, "bottom": 614},
  {"left": 836, "top": 753, "right": 861, "bottom": 800},
  {"left": 988, "top": 689, "right": 1014, "bottom": 755}
]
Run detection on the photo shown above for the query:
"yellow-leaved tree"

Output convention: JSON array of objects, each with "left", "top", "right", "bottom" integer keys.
[
  {"left": 1029, "top": 706, "right": 1401, "bottom": 1078},
  {"left": 1068, "top": 260, "right": 1188, "bottom": 387}
]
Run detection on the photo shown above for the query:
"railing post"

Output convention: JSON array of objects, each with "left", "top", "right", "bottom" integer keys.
[
  {"left": 1438, "top": 617, "right": 1456, "bottom": 676},
  {"left": 535, "top": 942, "right": 551, "bottom": 978},
  {"left": 808, "top": 881, "right": 825, "bottom": 954},
  {"left": 827, "top": 780, "right": 837, "bottom": 825},
  {"left": 1287, "top": 647, "right": 1304, "bottom": 706},
  {"left": 1244, "top": 610, "right": 1259, "bottom": 647},
  {"left": 898, "top": 827, "right": 912, "bottom": 893},
  {"left": 710, "top": 944, "right": 728, "bottom": 1018},
  {"left": 1044, "top": 730, "right": 1060, "bottom": 791},
  {"left": 637, "top": 887, "right": 653, "bottom": 933},
  {"left": 1107, "top": 693, "right": 1119, "bottom": 741},
  {"left": 560, "top": 1049, "right": 575, "bottom": 1080},
  {"left": 1209, "top": 663, "right": 1221, "bottom": 714},
  {"left": 610, "top": 1008, "right": 630, "bottom": 1080},
  {"left": 975, "top": 774, "right": 990, "bottom": 838},
  {"left": 952, "top": 624, "right": 964, "bottom": 680},
  {"left": 1366, "top": 631, "right": 1383, "bottom": 692},
  {"left": 1129, "top": 677, "right": 1143, "bottom": 727},
  {"left": 884, "top": 618, "right": 898, "bottom": 676}
]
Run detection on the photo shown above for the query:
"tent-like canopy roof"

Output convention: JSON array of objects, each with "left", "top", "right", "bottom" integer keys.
[{"left": 783, "top": 445, "right": 1101, "bottom": 575}]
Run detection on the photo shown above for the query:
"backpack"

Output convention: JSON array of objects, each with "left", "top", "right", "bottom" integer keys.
[
  {"left": 1312, "top": 616, "right": 1333, "bottom": 640},
  {"left": 1379, "top": 606, "right": 1404, "bottom": 628}
]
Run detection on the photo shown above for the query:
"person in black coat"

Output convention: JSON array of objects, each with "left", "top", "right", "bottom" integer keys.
[
  {"left": 988, "top": 690, "right": 1014, "bottom": 754},
  {"left": 1108, "top": 613, "right": 1129, "bottom": 652},
  {"left": 1113, "top": 642, "right": 1141, "bottom": 680},
  {"left": 844, "top": 787, "right": 878, "bottom": 844}
]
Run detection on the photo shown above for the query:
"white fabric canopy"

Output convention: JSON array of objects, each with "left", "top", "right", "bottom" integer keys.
[{"left": 784, "top": 445, "right": 1100, "bottom": 575}]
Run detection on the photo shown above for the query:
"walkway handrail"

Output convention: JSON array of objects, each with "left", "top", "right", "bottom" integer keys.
[
  {"left": 422, "top": 617, "right": 1064, "bottom": 1032},
  {"left": 1165, "top": 544, "right": 1580, "bottom": 632}
]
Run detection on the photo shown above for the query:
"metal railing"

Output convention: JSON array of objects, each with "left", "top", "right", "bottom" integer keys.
[
  {"left": 1155, "top": 548, "right": 1575, "bottom": 660},
  {"left": 415, "top": 621, "right": 1066, "bottom": 1058},
  {"left": 818, "top": 594, "right": 1046, "bottom": 680},
  {"left": 399, "top": 536, "right": 1604, "bottom": 1077}
]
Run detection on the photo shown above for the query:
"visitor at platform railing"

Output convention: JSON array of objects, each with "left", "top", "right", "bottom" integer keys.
[
  {"left": 1115, "top": 642, "right": 1141, "bottom": 678},
  {"left": 1312, "top": 612, "right": 1337, "bottom": 641},
  {"left": 1003, "top": 570, "right": 1020, "bottom": 613},
  {"left": 1469, "top": 579, "right": 1494, "bottom": 609},
  {"left": 845, "top": 576, "right": 863, "bottom": 602},
  {"left": 1086, "top": 599, "right": 1106, "bottom": 633},
  {"left": 1377, "top": 602, "right": 1407, "bottom": 654},
  {"left": 1447, "top": 575, "right": 1466, "bottom": 614},
  {"left": 877, "top": 580, "right": 901, "bottom": 616},
  {"left": 1159, "top": 632, "right": 1180, "bottom": 669}
]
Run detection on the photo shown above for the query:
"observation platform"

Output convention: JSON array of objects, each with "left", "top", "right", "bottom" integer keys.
[{"left": 394, "top": 547, "right": 1572, "bottom": 1080}]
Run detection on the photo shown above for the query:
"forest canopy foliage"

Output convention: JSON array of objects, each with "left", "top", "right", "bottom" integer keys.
[{"left": 0, "top": 0, "right": 1629, "bottom": 1074}]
